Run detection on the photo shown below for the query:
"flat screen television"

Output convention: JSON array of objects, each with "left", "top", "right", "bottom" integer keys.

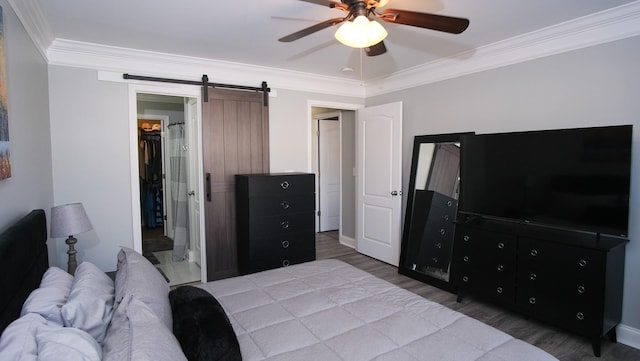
[{"left": 459, "top": 125, "right": 632, "bottom": 237}]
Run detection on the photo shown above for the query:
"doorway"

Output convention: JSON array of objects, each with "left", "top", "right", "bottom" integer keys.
[
  {"left": 309, "top": 102, "right": 403, "bottom": 266},
  {"left": 136, "top": 93, "right": 201, "bottom": 286},
  {"left": 310, "top": 106, "right": 357, "bottom": 249}
]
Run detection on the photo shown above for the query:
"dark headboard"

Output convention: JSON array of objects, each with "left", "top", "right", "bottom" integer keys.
[{"left": 0, "top": 209, "right": 48, "bottom": 334}]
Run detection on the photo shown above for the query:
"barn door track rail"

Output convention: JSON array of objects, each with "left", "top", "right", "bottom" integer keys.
[{"left": 123, "top": 74, "right": 270, "bottom": 106}]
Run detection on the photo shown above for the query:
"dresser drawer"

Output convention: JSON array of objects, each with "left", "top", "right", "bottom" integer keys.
[
  {"left": 455, "top": 272, "right": 515, "bottom": 305},
  {"left": 247, "top": 230, "right": 315, "bottom": 255},
  {"left": 519, "top": 237, "right": 604, "bottom": 279},
  {"left": 517, "top": 265, "right": 602, "bottom": 300},
  {"left": 516, "top": 291, "right": 598, "bottom": 334},
  {"left": 456, "top": 228, "right": 516, "bottom": 254},
  {"left": 248, "top": 249, "right": 316, "bottom": 273},
  {"left": 246, "top": 235, "right": 315, "bottom": 273},
  {"left": 240, "top": 173, "right": 315, "bottom": 196},
  {"left": 249, "top": 212, "right": 315, "bottom": 235},
  {"left": 248, "top": 193, "right": 315, "bottom": 216}
]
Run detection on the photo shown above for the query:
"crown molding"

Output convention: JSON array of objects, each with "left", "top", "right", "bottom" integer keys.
[
  {"left": 365, "top": 1, "right": 640, "bottom": 97},
  {"left": 46, "top": 39, "right": 366, "bottom": 98},
  {"left": 11, "top": 0, "right": 640, "bottom": 97},
  {"left": 7, "top": 0, "right": 54, "bottom": 61}
]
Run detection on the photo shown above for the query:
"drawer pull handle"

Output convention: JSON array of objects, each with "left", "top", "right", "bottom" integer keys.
[
  {"left": 447, "top": 200, "right": 453, "bottom": 207},
  {"left": 530, "top": 249, "right": 538, "bottom": 257},
  {"left": 463, "top": 235, "right": 470, "bottom": 242},
  {"left": 282, "top": 240, "right": 290, "bottom": 248},
  {"left": 462, "top": 276, "right": 469, "bottom": 282},
  {"left": 435, "top": 242, "right": 442, "bottom": 249},
  {"left": 280, "top": 201, "right": 290, "bottom": 209},
  {"left": 578, "top": 259, "right": 587, "bottom": 267},
  {"left": 496, "top": 287, "right": 503, "bottom": 294},
  {"left": 576, "top": 312, "right": 584, "bottom": 320},
  {"left": 280, "top": 221, "right": 289, "bottom": 229},
  {"left": 439, "top": 228, "right": 446, "bottom": 235},
  {"left": 282, "top": 260, "right": 290, "bottom": 267},
  {"left": 280, "top": 181, "right": 290, "bottom": 190},
  {"left": 463, "top": 256, "right": 470, "bottom": 262},
  {"left": 443, "top": 215, "right": 449, "bottom": 221},
  {"left": 497, "top": 264, "right": 504, "bottom": 271},
  {"left": 530, "top": 273, "right": 537, "bottom": 281},
  {"left": 497, "top": 242, "right": 505, "bottom": 249},
  {"left": 577, "top": 285, "right": 585, "bottom": 294},
  {"left": 431, "top": 257, "right": 439, "bottom": 264},
  {"left": 529, "top": 297, "right": 536, "bottom": 305}
]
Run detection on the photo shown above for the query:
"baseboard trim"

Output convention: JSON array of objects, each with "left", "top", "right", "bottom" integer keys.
[
  {"left": 618, "top": 324, "right": 640, "bottom": 350},
  {"left": 339, "top": 235, "right": 356, "bottom": 249}
]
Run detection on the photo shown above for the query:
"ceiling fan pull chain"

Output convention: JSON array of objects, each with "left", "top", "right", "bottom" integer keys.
[{"left": 360, "top": 49, "right": 364, "bottom": 85}]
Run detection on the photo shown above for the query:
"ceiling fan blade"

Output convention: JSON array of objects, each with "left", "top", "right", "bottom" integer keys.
[
  {"left": 381, "top": 9, "right": 469, "bottom": 34},
  {"left": 365, "top": 41, "right": 387, "bottom": 56},
  {"left": 278, "top": 17, "right": 345, "bottom": 42},
  {"left": 297, "top": 0, "right": 349, "bottom": 11}
]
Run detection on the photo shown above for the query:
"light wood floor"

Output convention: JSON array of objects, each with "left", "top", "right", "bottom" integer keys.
[{"left": 315, "top": 231, "right": 640, "bottom": 361}]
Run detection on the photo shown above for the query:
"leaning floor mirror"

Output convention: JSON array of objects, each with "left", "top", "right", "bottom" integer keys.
[{"left": 399, "top": 132, "right": 472, "bottom": 292}]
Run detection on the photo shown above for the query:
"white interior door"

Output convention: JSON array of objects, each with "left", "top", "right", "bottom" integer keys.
[
  {"left": 319, "top": 118, "right": 340, "bottom": 231},
  {"left": 356, "top": 102, "right": 402, "bottom": 266},
  {"left": 185, "top": 98, "right": 202, "bottom": 266}
]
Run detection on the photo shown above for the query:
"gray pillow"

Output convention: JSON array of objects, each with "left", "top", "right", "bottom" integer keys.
[
  {"left": 102, "top": 294, "right": 187, "bottom": 361},
  {"left": 114, "top": 247, "right": 172, "bottom": 328}
]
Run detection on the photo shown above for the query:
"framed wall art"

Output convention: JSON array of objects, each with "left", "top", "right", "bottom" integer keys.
[{"left": 0, "top": 5, "right": 10, "bottom": 180}]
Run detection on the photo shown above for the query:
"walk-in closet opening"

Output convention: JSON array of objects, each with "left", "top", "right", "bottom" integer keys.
[{"left": 137, "top": 93, "right": 201, "bottom": 286}]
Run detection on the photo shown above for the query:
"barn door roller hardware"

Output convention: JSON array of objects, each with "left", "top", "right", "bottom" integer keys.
[{"left": 122, "top": 74, "right": 270, "bottom": 106}]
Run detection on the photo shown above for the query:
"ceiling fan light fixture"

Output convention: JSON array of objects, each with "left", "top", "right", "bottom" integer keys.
[{"left": 334, "top": 15, "right": 387, "bottom": 48}]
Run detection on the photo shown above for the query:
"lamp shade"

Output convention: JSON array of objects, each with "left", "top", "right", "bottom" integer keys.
[
  {"left": 50, "top": 203, "right": 93, "bottom": 238},
  {"left": 335, "top": 15, "right": 388, "bottom": 48}
]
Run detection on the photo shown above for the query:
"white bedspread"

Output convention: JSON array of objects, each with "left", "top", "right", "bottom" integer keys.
[{"left": 198, "top": 259, "right": 558, "bottom": 361}]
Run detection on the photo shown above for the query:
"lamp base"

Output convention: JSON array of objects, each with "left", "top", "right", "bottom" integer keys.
[{"left": 66, "top": 236, "right": 78, "bottom": 275}]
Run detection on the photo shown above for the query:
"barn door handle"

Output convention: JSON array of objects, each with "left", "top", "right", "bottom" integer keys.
[{"left": 205, "top": 173, "right": 211, "bottom": 202}]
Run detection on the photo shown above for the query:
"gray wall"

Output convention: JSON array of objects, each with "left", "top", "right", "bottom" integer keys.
[
  {"left": 46, "top": 69, "right": 363, "bottom": 271},
  {"left": 367, "top": 36, "right": 640, "bottom": 332},
  {"left": 0, "top": 2, "right": 54, "bottom": 260}
]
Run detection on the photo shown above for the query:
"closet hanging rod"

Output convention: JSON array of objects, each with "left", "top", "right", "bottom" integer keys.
[
  {"left": 122, "top": 74, "right": 270, "bottom": 106},
  {"left": 168, "top": 121, "right": 185, "bottom": 127}
]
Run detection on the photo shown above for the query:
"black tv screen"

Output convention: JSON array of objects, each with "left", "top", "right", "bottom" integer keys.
[{"left": 459, "top": 125, "right": 632, "bottom": 236}]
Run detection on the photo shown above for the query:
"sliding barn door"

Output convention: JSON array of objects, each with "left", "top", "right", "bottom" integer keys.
[{"left": 202, "top": 89, "right": 269, "bottom": 281}]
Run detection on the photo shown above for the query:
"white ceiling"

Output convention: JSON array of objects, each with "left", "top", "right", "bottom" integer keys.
[{"left": 29, "top": 0, "right": 639, "bottom": 81}]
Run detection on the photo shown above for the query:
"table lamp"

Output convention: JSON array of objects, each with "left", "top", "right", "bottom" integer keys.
[{"left": 50, "top": 203, "right": 93, "bottom": 275}]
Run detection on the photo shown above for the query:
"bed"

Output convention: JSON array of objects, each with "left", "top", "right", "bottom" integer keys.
[{"left": 0, "top": 209, "right": 559, "bottom": 360}]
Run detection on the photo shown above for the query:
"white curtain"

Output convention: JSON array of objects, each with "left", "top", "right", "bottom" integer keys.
[{"left": 169, "top": 123, "right": 189, "bottom": 261}]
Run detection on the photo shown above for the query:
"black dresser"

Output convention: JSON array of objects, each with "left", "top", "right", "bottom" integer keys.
[
  {"left": 236, "top": 173, "right": 316, "bottom": 274},
  {"left": 452, "top": 216, "right": 627, "bottom": 357}
]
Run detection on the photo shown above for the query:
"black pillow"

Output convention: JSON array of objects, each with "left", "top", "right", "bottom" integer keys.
[{"left": 169, "top": 286, "right": 242, "bottom": 361}]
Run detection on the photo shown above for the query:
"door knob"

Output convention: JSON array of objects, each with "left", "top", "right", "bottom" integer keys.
[{"left": 391, "top": 190, "right": 401, "bottom": 196}]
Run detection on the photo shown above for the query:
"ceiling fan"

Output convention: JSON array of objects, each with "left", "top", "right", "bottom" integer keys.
[{"left": 278, "top": 0, "right": 470, "bottom": 56}]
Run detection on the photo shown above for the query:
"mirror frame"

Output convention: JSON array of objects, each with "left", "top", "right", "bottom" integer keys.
[{"left": 399, "top": 132, "right": 473, "bottom": 293}]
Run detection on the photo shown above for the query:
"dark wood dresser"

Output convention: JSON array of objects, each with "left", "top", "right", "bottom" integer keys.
[
  {"left": 236, "top": 173, "right": 316, "bottom": 274},
  {"left": 452, "top": 216, "right": 627, "bottom": 357}
]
